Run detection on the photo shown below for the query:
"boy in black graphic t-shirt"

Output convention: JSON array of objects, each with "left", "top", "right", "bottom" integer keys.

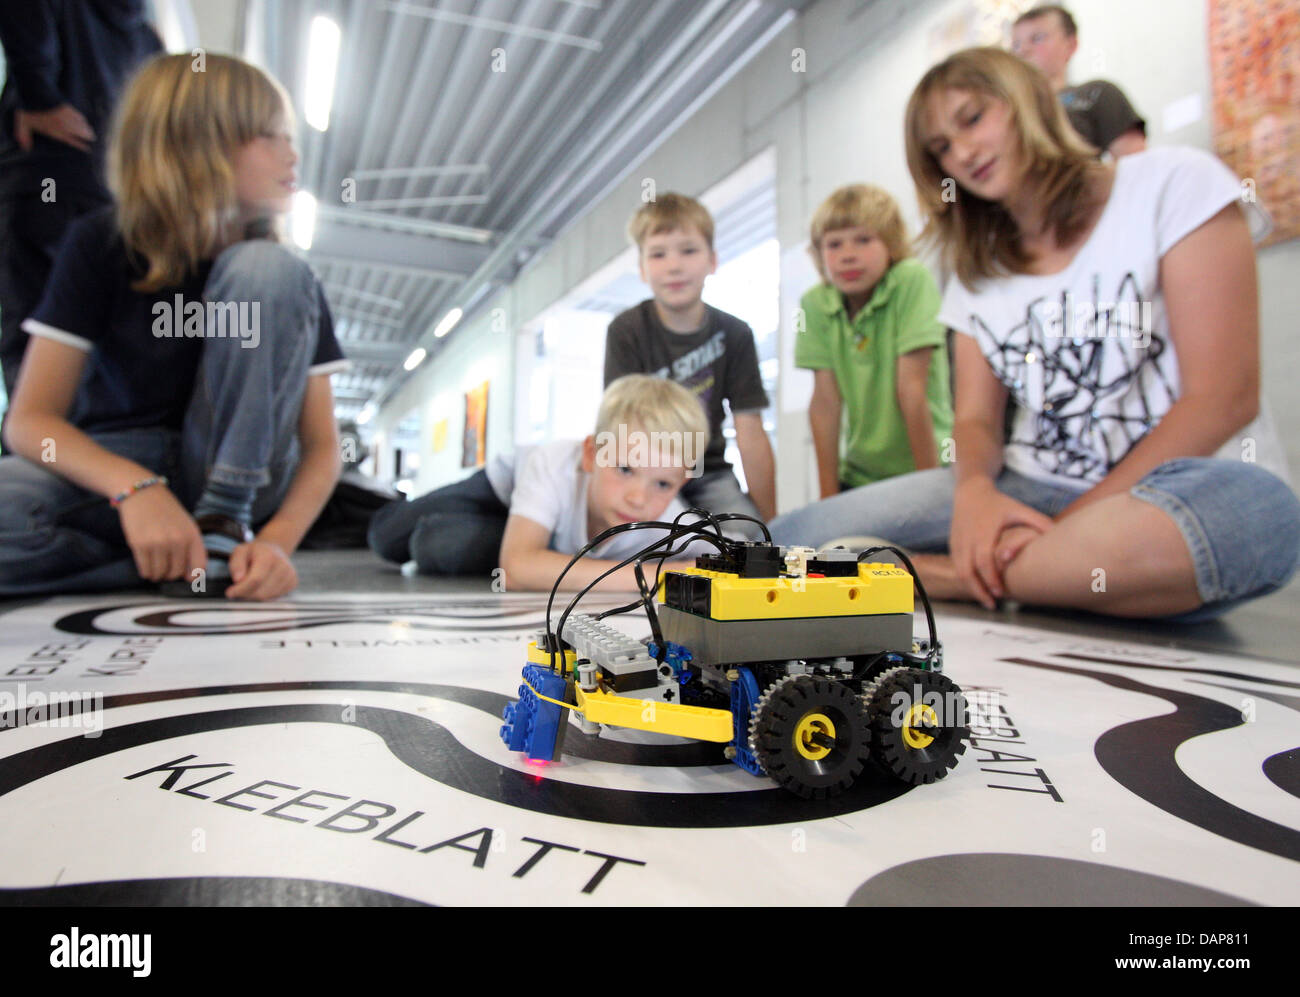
[
  {"left": 1011, "top": 5, "right": 1146, "bottom": 158},
  {"left": 604, "top": 192, "right": 775, "bottom": 533}
]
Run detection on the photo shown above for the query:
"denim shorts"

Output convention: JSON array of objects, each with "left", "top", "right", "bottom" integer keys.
[{"left": 769, "top": 458, "right": 1300, "bottom": 622}]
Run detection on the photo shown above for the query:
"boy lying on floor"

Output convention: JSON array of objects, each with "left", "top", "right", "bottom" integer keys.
[{"left": 369, "top": 375, "right": 727, "bottom": 591}]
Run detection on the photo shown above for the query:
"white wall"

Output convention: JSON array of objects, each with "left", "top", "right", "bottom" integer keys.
[
  {"left": 374, "top": 291, "right": 515, "bottom": 496},
  {"left": 381, "top": 0, "right": 1300, "bottom": 502}
]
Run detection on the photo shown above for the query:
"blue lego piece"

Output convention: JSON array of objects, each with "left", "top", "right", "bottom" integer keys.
[
  {"left": 500, "top": 664, "right": 570, "bottom": 762},
  {"left": 729, "top": 666, "right": 764, "bottom": 777},
  {"left": 646, "top": 640, "right": 693, "bottom": 678}
]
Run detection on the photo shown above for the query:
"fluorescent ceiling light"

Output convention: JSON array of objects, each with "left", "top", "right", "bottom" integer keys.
[
  {"left": 357, "top": 402, "right": 377, "bottom": 425},
  {"left": 403, "top": 347, "right": 427, "bottom": 371},
  {"left": 305, "top": 16, "right": 341, "bottom": 131},
  {"left": 291, "top": 190, "right": 317, "bottom": 250},
  {"left": 433, "top": 307, "right": 463, "bottom": 338}
]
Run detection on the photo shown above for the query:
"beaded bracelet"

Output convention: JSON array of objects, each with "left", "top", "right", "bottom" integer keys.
[{"left": 110, "top": 475, "right": 168, "bottom": 508}]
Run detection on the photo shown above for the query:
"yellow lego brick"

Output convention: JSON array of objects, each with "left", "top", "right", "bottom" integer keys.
[
  {"left": 526, "top": 640, "right": 576, "bottom": 672},
  {"left": 660, "top": 563, "right": 913, "bottom": 620},
  {"left": 574, "top": 686, "right": 734, "bottom": 742}
]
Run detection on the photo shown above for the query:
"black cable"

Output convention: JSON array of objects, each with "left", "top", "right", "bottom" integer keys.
[
  {"left": 593, "top": 533, "right": 701, "bottom": 621},
  {"left": 550, "top": 507, "right": 733, "bottom": 639},
  {"left": 543, "top": 520, "right": 681, "bottom": 671},
  {"left": 707, "top": 511, "right": 773, "bottom": 543},
  {"left": 557, "top": 521, "right": 733, "bottom": 642},
  {"left": 546, "top": 519, "right": 735, "bottom": 663},
  {"left": 858, "top": 545, "right": 939, "bottom": 667},
  {"left": 542, "top": 510, "right": 772, "bottom": 670}
]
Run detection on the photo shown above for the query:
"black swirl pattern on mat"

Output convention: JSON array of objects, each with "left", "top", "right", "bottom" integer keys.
[
  {"left": 54, "top": 600, "right": 555, "bottom": 636},
  {"left": 0, "top": 877, "right": 429, "bottom": 907},
  {"left": 1003, "top": 657, "right": 1300, "bottom": 862},
  {"left": 0, "top": 681, "right": 909, "bottom": 827}
]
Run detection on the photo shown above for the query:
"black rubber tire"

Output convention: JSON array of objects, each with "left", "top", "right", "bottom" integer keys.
[
  {"left": 751, "top": 675, "right": 872, "bottom": 799},
  {"left": 865, "top": 667, "right": 968, "bottom": 785}
]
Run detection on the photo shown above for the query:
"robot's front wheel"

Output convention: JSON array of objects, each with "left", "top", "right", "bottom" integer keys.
[{"left": 749, "top": 675, "right": 872, "bottom": 799}]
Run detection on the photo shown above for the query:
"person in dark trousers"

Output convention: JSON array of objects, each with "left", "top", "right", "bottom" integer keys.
[{"left": 0, "top": 0, "right": 163, "bottom": 421}]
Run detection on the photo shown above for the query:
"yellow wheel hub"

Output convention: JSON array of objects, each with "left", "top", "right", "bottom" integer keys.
[
  {"left": 794, "top": 712, "right": 836, "bottom": 760},
  {"left": 902, "top": 703, "right": 938, "bottom": 749}
]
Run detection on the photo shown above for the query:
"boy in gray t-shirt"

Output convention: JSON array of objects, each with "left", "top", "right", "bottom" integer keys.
[
  {"left": 605, "top": 192, "right": 775, "bottom": 532},
  {"left": 1011, "top": 4, "right": 1146, "bottom": 158}
]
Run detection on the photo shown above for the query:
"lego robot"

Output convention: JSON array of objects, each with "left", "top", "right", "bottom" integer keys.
[{"left": 500, "top": 515, "right": 968, "bottom": 799}]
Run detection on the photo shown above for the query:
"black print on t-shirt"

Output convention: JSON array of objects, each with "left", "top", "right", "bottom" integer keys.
[{"left": 975, "top": 271, "right": 1173, "bottom": 480}]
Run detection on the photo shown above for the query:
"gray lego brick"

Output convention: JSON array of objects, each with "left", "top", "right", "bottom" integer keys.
[
  {"left": 655, "top": 605, "right": 914, "bottom": 667},
  {"left": 561, "top": 613, "right": 659, "bottom": 689}
]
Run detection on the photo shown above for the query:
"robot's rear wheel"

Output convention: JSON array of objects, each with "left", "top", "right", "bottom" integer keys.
[{"left": 864, "top": 666, "right": 968, "bottom": 784}]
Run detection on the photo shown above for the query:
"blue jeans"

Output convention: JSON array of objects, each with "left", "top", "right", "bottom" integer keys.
[
  {"left": 0, "top": 241, "right": 319, "bottom": 596},
  {"left": 769, "top": 459, "right": 1300, "bottom": 621},
  {"left": 368, "top": 469, "right": 508, "bottom": 575}
]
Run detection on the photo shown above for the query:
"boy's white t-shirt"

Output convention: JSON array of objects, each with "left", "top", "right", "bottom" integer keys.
[
  {"left": 485, "top": 439, "right": 709, "bottom": 561},
  {"left": 938, "top": 145, "right": 1287, "bottom": 489}
]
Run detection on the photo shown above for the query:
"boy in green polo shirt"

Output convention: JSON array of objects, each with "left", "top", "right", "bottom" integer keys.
[{"left": 798, "top": 184, "right": 953, "bottom": 497}]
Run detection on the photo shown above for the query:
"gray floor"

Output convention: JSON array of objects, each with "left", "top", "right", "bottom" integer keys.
[
  {"left": 295, "top": 548, "right": 1300, "bottom": 667},
  {"left": 4, "top": 546, "right": 1297, "bottom": 668}
]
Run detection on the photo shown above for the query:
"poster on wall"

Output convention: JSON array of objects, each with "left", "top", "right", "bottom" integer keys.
[
  {"left": 462, "top": 381, "right": 489, "bottom": 468},
  {"left": 1209, "top": 0, "right": 1300, "bottom": 246},
  {"left": 432, "top": 418, "right": 448, "bottom": 455}
]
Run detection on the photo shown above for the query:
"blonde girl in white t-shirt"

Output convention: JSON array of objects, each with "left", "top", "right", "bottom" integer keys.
[{"left": 773, "top": 46, "right": 1299, "bottom": 620}]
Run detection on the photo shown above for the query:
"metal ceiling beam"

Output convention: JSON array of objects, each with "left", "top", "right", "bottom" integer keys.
[
  {"left": 384, "top": 2, "right": 603, "bottom": 51},
  {"left": 533, "top": 1, "right": 796, "bottom": 237},
  {"left": 333, "top": 307, "right": 405, "bottom": 329},
  {"left": 333, "top": 342, "right": 406, "bottom": 362},
  {"left": 388, "top": 0, "right": 737, "bottom": 386},
  {"left": 322, "top": 283, "right": 404, "bottom": 310},
  {"left": 350, "top": 163, "right": 488, "bottom": 180},
  {"left": 308, "top": 223, "right": 492, "bottom": 277},
  {"left": 378, "top": 0, "right": 661, "bottom": 371},
  {"left": 316, "top": 203, "right": 494, "bottom": 243},
  {"left": 309, "top": 252, "right": 459, "bottom": 281},
  {"left": 349, "top": 194, "right": 490, "bottom": 211}
]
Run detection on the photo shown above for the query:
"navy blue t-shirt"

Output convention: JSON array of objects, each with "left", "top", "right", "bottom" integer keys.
[
  {"left": 0, "top": 0, "right": 164, "bottom": 199},
  {"left": 23, "top": 207, "right": 346, "bottom": 433}
]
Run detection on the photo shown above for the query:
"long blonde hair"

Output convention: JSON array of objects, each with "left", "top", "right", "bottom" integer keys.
[
  {"left": 108, "top": 53, "right": 292, "bottom": 291},
  {"left": 904, "top": 46, "right": 1104, "bottom": 288}
]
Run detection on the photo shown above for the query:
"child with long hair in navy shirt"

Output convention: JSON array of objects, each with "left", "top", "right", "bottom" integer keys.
[{"left": 0, "top": 53, "right": 347, "bottom": 600}]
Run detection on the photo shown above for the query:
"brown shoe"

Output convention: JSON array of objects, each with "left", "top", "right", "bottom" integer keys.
[
  {"left": 194, "top": 514, "right": 254, "bottom": 548},
  {"left": 158, "top": 515, "right": 251, "bottom": 598}
]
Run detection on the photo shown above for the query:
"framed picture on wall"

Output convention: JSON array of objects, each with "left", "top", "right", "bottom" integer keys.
[{"left": 462, "top": 381, "right": 489, "bottom": 468}]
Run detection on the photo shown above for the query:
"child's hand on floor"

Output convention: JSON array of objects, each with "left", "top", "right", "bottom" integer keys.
[
  {"left": 118, "top": 486, "right": 207, "bottom": 583},
  {"left": 226, "top": 541, "right": 297, "bottom": 600}
]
